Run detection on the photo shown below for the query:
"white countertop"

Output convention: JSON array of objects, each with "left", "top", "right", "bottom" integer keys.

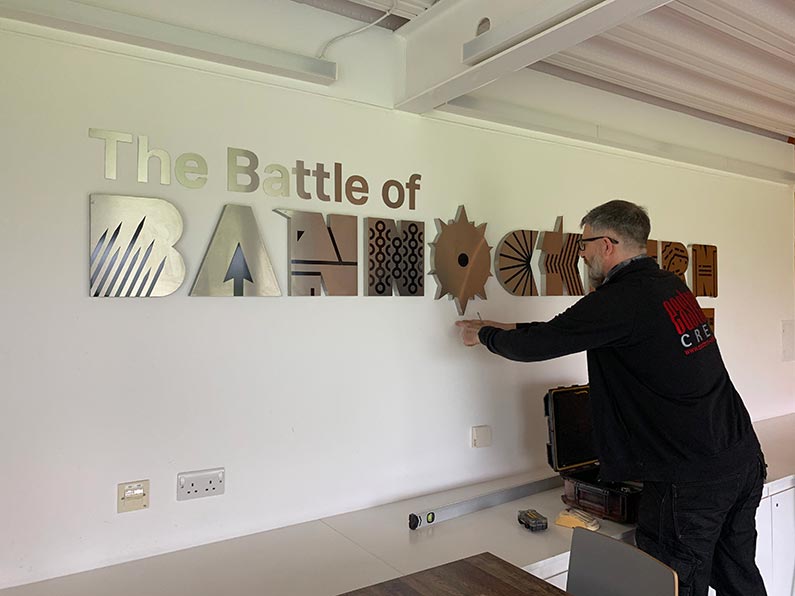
[
  {"left": 3, "top": 413, "right": 793, "bottom": 596},
  {"left": 322, "top": 469, "right": 634, "bottom": 576},
  {"left": 754, "top": 414, "right": 795, "bottom": 496}
]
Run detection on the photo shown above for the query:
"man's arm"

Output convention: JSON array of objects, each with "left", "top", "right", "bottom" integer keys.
[
  {"left": 456, "top": 320, "right": 515, "bottom": 346},
  {"left": 462, "top": 290, "right": 636, "bottom": 362}
]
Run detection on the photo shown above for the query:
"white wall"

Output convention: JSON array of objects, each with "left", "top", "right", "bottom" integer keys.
[{"left": 0, "top": 12, "right": 793, "bottom": 589}]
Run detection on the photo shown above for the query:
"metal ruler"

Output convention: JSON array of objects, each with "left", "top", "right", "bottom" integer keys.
[{"left": 408, "top": 475, "right": 563, "bottom": 530}]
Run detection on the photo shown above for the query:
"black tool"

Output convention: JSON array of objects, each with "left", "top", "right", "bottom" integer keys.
[{"left": 517, "top": 508, "right": 548, "bottom": 532}]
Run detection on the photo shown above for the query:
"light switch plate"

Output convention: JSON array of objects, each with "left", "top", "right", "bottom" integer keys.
[
  {"left": 471, "top": 425, "right": 492, "bottom": 448},
  {"left": 117, "top": 479, "right": 149, "bottom": 513},
  {"left": 177, "top": 467, "right": 225, "bottom": 501}
]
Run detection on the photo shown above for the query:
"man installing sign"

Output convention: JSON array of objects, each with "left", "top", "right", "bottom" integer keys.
[{"left": 457, "top": 200, "right": 766, "bottom": 596}]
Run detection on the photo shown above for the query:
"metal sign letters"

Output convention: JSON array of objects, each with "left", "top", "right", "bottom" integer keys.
[
  {"left": 429, "top": 206, "right": 492, "bottom": 315},
  {"left": 89, "top": 194, "right": 186, "bottom": 297},
  {"left": 276, "top": 210, "right": 358, "bottom": 296},
  {"left": 86, "top": 129, "right": 719, "bottom": 313},
  {"left": 364, "top": 218, "right": 424, "bottom": 297},
  {"left": 191, "top": 205, "right": 281, "bottom": 297}
]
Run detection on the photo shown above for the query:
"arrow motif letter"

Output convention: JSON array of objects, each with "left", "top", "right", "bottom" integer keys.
[
  {"left": 224, "top": 243, "right": 253, "bottom": 296},
  {"left": 191, "top": 204, "right": 281, "bottom": 297}
]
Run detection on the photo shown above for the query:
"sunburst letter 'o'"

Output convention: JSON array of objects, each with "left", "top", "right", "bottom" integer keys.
[{"left": 429, "top": 206, "right": 492, "bottom": 315}]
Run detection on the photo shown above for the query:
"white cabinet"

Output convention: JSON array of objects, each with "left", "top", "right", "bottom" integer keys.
[
  {"left": 527, "top": 487, "right": 792, "bottom": 596},
  {"left": 757, "top": 494, "right": 774, "bottom": 593},
  {"left": 525, "top": 551, "right": 570, "bottom": 590},
  {"left": 712, "top": 495, "right": 774, "bottom": 596},
  {"left": 545, "top": 571, "right": 568, "bottom": 590},
  {"left": 771, "top": 487, "right": 795, "bottom": 596},
  {"left": 664, "top": 489, "right": 776, "bottom": 596}
]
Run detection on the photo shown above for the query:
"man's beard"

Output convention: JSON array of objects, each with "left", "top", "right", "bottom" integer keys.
[{"left": 586, "top": 255, "right": 605, "bottom": 288}]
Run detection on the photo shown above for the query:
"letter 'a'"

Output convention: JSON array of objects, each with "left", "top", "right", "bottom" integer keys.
[{"left": 191, "top": 205, "right": 280, "bottom": 297}]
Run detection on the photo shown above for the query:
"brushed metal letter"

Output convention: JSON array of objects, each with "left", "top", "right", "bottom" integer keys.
[
  {"left": 495, "top": 230, "right": 539, "bottom": 296},
  {"left": 690, "top": 244, "right": 718, "bottom": 297},
  {"left": 406, "top": 173, "right": 421, "bottom": 210},
  {"left": 263, "top": 164, "right": 290, "bottom": 197},
  {"left": 429, "top": 206, "right": 491, "bottom": 315},
  {"left": 661, "top": 241, "right": 688, "bottom": 283},
  {"left": 345, "top": 175, "right": 368, "bottom": 205},
  {"left": 191, "top": 205, "right": 280, "bottom": 297},
  {"left": 275, "top": 210, "right": 357, "bottom": 296},
  {"left": 137, "top": 135, "right": 171, "bottom": 185},
  {"left": 89, "top": 128, "right": 133, "bottom": 180},
  {"left": 381, "top": 179, "right": 404, "bottom": 209},
  {"left": 227, "top": 147, "right": 259, "bottom": 192},
  {"left": 175, "top": 153, "right": 207, "bottom": 189},
  {"left": 89, "top": 195, "right": 185, "bottom": 297},
  {"left": 365, "top": 218, "right": 424, "bottom": 296}
]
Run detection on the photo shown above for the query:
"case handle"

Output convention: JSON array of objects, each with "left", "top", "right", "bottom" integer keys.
[{"left": 574, "top": 484, "right": 609, "bottom": 511}]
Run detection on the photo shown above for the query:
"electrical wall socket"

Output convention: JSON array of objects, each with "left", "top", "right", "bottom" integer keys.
[{"left": 177, "top": 467, "right": 225, "bottom": 501}]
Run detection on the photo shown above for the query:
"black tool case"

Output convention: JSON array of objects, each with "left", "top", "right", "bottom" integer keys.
[{"left": 544, "top": 384, "right": 642, "bottom": 523}]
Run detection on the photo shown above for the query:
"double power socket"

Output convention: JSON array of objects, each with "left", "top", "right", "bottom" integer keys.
[
  {"left": 118, "top": 467, "right": 225, "bottom": 513},
  {"left": 177, "top": 467, "right": 225, "bottom": 501}
]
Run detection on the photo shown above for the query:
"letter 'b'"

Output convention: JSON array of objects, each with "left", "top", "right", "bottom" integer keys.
[{"left": 89, "top": 194, "right": 186, "bottom": 297}]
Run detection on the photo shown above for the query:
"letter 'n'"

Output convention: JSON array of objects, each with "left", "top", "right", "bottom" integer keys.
[
  {"left": 275, "top": 209, "right": 358, "bottom": 296},
  {"left": 364, "top": 218, "right": 424, "bottom": 296},
  {"left": 690, "top": 244, "right": 718, "bottom": 297}
]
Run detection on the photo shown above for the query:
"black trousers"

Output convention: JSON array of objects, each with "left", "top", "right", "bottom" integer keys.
[{"left": 634, "top": 454, "right": 767, "bottom": 596}]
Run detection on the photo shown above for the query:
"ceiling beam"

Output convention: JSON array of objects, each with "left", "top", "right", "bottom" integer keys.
[
  {"left": 531, "top": 61, "right": 789, "bottom": 142},
  {"left": 669, "top": 0, "right": 795, "bottom": 61},
  {"left": 0, "top": 0, "right": 337, "bottom": 85},
  {"left": 348, "top": 0, "right": 436, "bottom": 20},
  {"left": 437, "top": 95, "right": 795, "bottom": 184},
  {"left": 545, "top": 36, "right": 795, "bottom": 137},
  {"left": 396, "top": 0, "right": 674, "bottom": 114},
  {"left": 290, "top": 0, "right": 409, "bottom": 31}
]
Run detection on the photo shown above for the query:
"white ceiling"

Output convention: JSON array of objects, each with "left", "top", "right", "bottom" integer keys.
[
  {"left": 3, "top": 0, "right": 790, "bottom": 142},
  {"left": 543, "top": 0, "right": 795, "bottom": 139},
  {"left": 297, "top": 0, "right": 795, "bottom": 140}
]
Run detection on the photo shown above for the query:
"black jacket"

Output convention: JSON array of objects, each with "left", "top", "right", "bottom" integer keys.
[{"left": 479, "top": 256, "right": 761, "bottom": 482}]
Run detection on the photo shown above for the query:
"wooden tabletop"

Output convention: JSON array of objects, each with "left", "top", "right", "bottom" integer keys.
[{"left": 340, "top": 552, "right": 569, "bottom": 595}]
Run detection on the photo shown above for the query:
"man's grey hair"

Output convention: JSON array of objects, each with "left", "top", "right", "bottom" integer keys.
[{"left": 580, "top": 200, "right": 650, "bottom": 249}]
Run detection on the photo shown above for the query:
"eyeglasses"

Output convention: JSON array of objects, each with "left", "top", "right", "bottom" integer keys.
[{"left": 577, "top": 236, "right": 619, "bottom": 251}]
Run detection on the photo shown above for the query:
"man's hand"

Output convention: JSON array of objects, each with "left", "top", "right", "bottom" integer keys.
[{"left": 455, "top": 320, "right": 516, "bottom": 347}]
